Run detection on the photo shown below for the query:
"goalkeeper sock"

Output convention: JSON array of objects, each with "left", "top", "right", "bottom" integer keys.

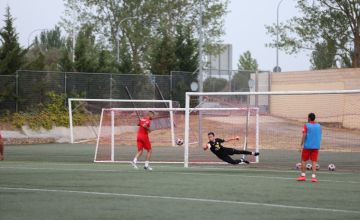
[{"left": 145, "top": 161, "right": 149, "bottom": 167}]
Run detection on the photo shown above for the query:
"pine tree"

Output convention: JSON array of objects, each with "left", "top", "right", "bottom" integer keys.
[
  {"left": 174, "top": 26, "right": 198, "bottom": 72},
  {"left": 0, "top": 6, "right": 25, "bottom": 75},
  {"left": 148, "top": 33, "right": 177, "bottom": 75},
  {"left": 74, "top": 25, "right": 99, "bottom": 72}
]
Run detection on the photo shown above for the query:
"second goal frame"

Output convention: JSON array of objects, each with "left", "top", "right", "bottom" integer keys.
[
  {"left": 183, "top": 89, "right": 360, "bottom": 167},
  {"left": 68, "top": 98, "right": 176, "bottom": 145}
]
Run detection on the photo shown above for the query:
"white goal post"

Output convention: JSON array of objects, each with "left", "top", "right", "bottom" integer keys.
[{"left": 68, "top": 98, "right": 176, "bottom": 145}]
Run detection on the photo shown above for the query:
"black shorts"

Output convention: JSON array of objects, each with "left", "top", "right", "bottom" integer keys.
[{"left": 213, "top": 147, "right": 236, "bottom": 156}]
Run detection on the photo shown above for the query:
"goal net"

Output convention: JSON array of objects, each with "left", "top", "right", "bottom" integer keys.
[
  {"left": 185, "top": 90, "right": 360, "bottom": 169},
  {"left": 94, "top": 108, "right": 184, "bottom": 162},
  {"left": 94, "top": 106, "right": 259, "bottom": 165},
  {"left": 68, "top": 98, "right": 176, "bottom": 143}
]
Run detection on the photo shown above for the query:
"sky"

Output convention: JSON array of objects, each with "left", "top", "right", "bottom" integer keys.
[{"left": 0, "top": 0, "right": 311, "bottom": 72}]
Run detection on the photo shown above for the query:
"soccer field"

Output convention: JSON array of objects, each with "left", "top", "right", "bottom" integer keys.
[{"left": 1, "top": 144, "right": 360, "bottom": 220}]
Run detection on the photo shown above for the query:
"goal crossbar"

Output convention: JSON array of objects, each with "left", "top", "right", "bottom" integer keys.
[
  {"left": 105, "top": 107, "right": 258, "bottom": 111},
  {"left": 186, "top": 89, "right": 360, "bottom": 96}
]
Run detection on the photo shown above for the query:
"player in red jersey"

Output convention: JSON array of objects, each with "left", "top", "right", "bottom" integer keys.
[
  {"left": 0, "top": 131, "right": 4, "bottom": 160},
  {"left": 131, "top": 111, "right": 154, "bottom": 170}
]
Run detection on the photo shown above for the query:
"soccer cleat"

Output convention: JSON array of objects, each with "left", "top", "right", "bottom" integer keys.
[
  {"left": 311, "top": 177, "right": 317, "bottom": 183},
  {"left": 144, "top": 166, "right": 153, "bottom": 171},
  {"left": 130, "top": 161, "right": 138, "bottom": 169},
  {"left": 254, "top": 152, "right": 260, "bottom": 156},
  {"left": 240, "top": 158, "right": 250, "bottom": 164},
  {"left": 296, "top": 176, "right": 306, "bottom": 181}
]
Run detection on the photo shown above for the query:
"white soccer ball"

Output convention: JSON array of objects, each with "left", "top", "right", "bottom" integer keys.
[
  {"left": 176, "top": 138, "right": 184, "bottom": 146},
  {"left": 328, "top": 164, "right": 336, "bottom": 171},
  {"left": 306, "top": 163, "right": 312, "bottom": 170},
  {"left": 295, "top": 162, "right": 302, "bottom": 170}
]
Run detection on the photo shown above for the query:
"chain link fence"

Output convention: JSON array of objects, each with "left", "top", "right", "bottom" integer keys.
[
  {"left": 0, "top": 75, "right": 17, "bottom": 113},
  {"left": 199, "top": 69, "right": 271, "bottom": 110},
  {"left": 0, "top": 70, "right": 196, "bottom": 113},
  {"left": 0, "top": 70, "right": 269, "bottom": 114}
]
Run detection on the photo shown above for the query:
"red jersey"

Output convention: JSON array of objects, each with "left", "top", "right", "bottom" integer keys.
[{"left": 137, "top": 117, "right": 151, "bottom": 137}]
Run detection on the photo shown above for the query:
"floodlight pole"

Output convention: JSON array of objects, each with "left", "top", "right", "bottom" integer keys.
[
  {"left": 275, "top": 0, "right": 284, "bottom": 72},
  {"left": 198, "top": 0, "right": 204, "bottom": 148},
  {"left": 198, "top": 0, "right": 204, "bottom": 94},
  {"left": 71, "top": 0, "right": 76, "bottom": 62}
]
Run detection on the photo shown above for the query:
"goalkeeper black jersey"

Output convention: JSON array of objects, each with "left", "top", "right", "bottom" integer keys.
[{"left": 208, "top": 138, "right": 225, "bottom": 154}]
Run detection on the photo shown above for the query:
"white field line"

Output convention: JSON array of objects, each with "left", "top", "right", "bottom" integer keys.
[
  {"left": 1, "top": 161, "right": 358, "bottom": 175},
  {"left": 1, "top": 166, "right": 360, "bottom": 184},
  {"left": 175, "top": 172, "right": 360, "bottom": 184},
  {"left": 0, "top": 186, "right": 359, "bottom": 215},
  {"left": 165, "top": 165, "right": 360, "bottom": 176}
]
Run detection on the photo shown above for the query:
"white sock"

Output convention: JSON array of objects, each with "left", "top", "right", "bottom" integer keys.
[
  {"left": 133, "top": 158, "right": 137, "bottom": 163},
  {"left": 301, "top": 173, "right": 306, "bottom": 177},
  {"left": 312, "top": 174, "right": 316, "bottom": 178},
  {"left": 145, "top": 161, "right": 149, "bottom": 167}
]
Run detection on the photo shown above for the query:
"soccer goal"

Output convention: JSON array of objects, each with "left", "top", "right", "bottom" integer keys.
[
  {"left": 184, "top": 90, "right": 360, "bottom": 168},
  {"left": 68, "top": 98, "right": 176, "bottom": 144},
  {"left": 94, "top": 106, "right": 259, "bottom": 164},
  {"left": 94, "top": 107, "right": 186, "bottom": 163}
]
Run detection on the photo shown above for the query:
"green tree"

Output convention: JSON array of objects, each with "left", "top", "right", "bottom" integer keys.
[
  {"left": 34, "top": 26, "right": 65, "bottom": 50},
  {"left": 174, "top": 26, "right": 198, "bottom": 72},
  {"left": 0, "top": 6, "right": 25, "bottom": 75},
  {"left": 74, "top": 25, "right": 99, "bottom": 72},
  {"left": 231, "top": 71, "right": 252, "bottom": 92},
  {"left": 311, "top": 39, "right": 337, "bottom": 70},
  {"left": 238, "top": 51, "right": 258, "bottom": 71},
  {"left": 266, "top": 0, "right": 360, "bottom": 68},
  {"left": 231, "top": 51, "right": 258, "bottom": 92},
  {"left": 58, "top": 44, "right": 74, "bottom": 72},
  {"left": 62, "top": 0, "right": 228, "bottom": 74},
  {"left": 117, "top": 37, "right": 133, "bottom": 74},
  {"left": 25, "top": 26, "right": 70, "bottom": 71},
  {"left": 148, "top": 33, "right": 177, "bottom": 75},
  {"left": 203, "top": 77, "right": 227, "bottom": 92},
  {"left": 23, "top": 47, "right": 46, "bottom": 70},
  {"left": 97, "top": 50, "right": 118, "bottom": 73},
  {"left": 169, "top": 26, "right": 199, "bottom": 106}
]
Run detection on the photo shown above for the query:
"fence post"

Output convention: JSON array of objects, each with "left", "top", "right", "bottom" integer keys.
[
  {"left": 109, "top": 73, "right": 113, "bottom": 108},
  {"left": 255, "top": 71, "right": 259, "bottom": 107},
  {"left": 110, "top": 73, "right": 113, "bottom": 100},
  {"left": 170, "top": 71, "right": 173, "bottom": 101},
  {"left": 15, "top": 71, "right": 19, "bottom": 112},
  {"left": 64, "top": 72, "right": 67, "bottom": 106}
]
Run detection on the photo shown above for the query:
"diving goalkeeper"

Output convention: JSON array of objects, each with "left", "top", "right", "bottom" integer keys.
[{"left": 204, "top": 132, "right": 259, "bottom": 164}]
